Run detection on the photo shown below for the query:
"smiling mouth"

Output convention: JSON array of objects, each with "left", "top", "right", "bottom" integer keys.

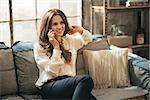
[
  {"left": 55, "top": 31, "right": 64, "bottom": 36},
  {"left": 56, "top": 31, "right": 62, "bottom": 34},
  {"left": 56, "top": 31, "right": 62, "bottom": 33},
  {"left": 56, "top": 29, "right": 64, "bottom": 33},
  {"left": 56, "top": 29, "right": 62, "bottom": 32}
]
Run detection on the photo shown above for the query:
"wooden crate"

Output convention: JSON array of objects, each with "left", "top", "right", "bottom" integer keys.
[{"left": 107, "top": 35, "right": 133, "bottom": 47}]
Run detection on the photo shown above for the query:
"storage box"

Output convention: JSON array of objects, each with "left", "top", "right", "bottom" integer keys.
[{"left": 107, "top": 35, "right": 133, "bottom": 47}]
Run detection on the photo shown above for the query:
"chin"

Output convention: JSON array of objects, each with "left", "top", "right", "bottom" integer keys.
[{"left": 57, "top": 32, "right": 64, "bottom": 37}]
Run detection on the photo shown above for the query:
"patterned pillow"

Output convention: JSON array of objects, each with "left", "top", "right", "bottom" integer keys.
[
  {"left": 76, "top": 40, "right": 109, "bottom": 75},
  {"left": 83, "top": 48, "right": 130, "bottom": 89}
]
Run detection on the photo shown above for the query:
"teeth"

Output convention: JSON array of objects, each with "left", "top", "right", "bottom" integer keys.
[{"left": 57, "top": 31, "right": 61, "bottom": 32}]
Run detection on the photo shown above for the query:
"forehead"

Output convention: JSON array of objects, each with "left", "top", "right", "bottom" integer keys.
[{"left": 52, "top": 15, "right": 63, "bottom": 23}]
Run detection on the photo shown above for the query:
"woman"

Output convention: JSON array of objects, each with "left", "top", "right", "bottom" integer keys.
[{"left": 34, "top": 9, "right": 96, "bottom": 100}]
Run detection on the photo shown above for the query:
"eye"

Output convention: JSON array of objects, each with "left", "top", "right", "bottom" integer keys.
[
  {"left": 60, "top": 21, "right": 64, "bottom": 24},
  {"left": 52, "top": 22, "right": 57, "bottom": 26}
]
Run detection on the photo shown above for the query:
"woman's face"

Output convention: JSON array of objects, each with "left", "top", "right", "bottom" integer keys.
[{"left": 51, "top": 15, "right": 65, "bottom": 37}]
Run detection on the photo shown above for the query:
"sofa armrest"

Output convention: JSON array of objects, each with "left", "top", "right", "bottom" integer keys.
[{"left": 128, "top": 53, "right": 150, "bottom": 91}]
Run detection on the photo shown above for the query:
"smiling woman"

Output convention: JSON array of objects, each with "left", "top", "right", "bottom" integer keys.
[
  {"left": 0, "top": 0, "right": 82, "bottom": 47},
  {"left": 33, "top": 8, "right": 96, "bottom": 99}
]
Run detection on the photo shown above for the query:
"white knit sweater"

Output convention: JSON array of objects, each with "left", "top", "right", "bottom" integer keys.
[{"left": 34, "top": 29, "right": 92, "bottom": 88}]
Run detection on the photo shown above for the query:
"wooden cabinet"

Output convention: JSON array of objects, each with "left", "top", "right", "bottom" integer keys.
[
  {"left": 90, "top": 0, "right": 149, "bottom": 59},
  {"left": 104, "top": 0, "right": 149, "bottom": 37}
]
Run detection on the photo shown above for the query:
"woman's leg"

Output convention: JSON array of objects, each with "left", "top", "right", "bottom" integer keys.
[
  {"left": 72, "top": 75, "right": 96, "bottom": 100},
  {"left": 90, "top": 93, "right": 97, "bottom": 100},
  {"left": 41, "top": 74, "right": 96, "bottom": 100}
]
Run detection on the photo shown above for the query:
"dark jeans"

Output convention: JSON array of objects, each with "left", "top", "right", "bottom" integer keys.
[{"left": 41, "top": 74, "right": 97, "bottom": 100}]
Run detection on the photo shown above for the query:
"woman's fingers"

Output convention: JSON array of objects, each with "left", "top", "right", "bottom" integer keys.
[
  {"left": 69, "top": 25, "right": 83, "bottom": 34},
  {"left": 48, "top": 30, "right": 55, "bottom": 40},
  {"left": 47, "top": 30, "right": 59, "bottom": 48},
  {"left": 68, "top": 25, "right": 78, "bottom": 34},
  {"left": 49, "top": 37, "right": 60, "bottom": 49}
]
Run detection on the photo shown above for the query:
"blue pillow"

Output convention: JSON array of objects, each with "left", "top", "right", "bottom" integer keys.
[
  {"left": 128, "top": 55, "right": 150, "bottom": 90},
  {"left": 0, "top": 42, "right": 9, "bottom": 49},
  {"left": 12, "top": 41, "right": 33, "bottom": 52}
]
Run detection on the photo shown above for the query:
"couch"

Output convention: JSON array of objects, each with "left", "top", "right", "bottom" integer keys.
[{"left": 0, "top": 40, "right": 149, "bottom": 100}]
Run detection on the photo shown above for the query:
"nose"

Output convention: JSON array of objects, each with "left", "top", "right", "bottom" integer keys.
[
  {"left": 56, "top": 25, "right": 62, "bottom": 32},
  {"left": 57, "top": 23, "right": 62, "bottom": 28},
  {"left": 56, "top": 24, "right": 63, "bottom": 31}
]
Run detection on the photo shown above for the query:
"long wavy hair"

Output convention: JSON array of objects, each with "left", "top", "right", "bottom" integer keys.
[{"left": 38, "top": 9, "right": 71, "bottom": 63}]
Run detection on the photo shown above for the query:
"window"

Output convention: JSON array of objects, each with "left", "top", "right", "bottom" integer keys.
[
  {"left": 0, "top": 0, "right": 82, "bottom": 46},
  {"left": 0, "top": 0, "right": 10, "bottom": 46}
]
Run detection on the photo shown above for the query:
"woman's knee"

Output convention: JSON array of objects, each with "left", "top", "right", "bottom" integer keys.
[
  {"left": 80, "top": 75, "right": 94, "bottom": 89},
  {"left": 86, "top": 75, "right": 94, "bottom": 86}
]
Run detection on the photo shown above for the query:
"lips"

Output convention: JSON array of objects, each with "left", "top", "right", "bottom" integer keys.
[
  {"left": 56, "top": 30, "right": 62, "bottom": 33},
  {"left": 56, "top": 29, "right": 64, "bottom": 33},
  {"left": 55, "top": 28, "right": 61, "bottom": 32},
  {"left": 55, "top": 30, "right": 64, "bottom": 36}
]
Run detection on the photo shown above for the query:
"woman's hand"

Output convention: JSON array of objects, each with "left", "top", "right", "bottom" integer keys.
[
  {"left": 47, "top": 30, "right": 60, "bottom": 49},
  {"left": 68, "top": 25, "right": 83, "bottom": 35}
]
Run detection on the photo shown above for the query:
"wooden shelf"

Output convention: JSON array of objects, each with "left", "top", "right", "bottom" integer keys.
[
  {"left": 107, "top": 6, "right": 150, "bottom": 10},
  {"left": 92, "top": 5, "right": 150, "bottom": 10},
  {"left": 106, "top": 6, "right": 150, "bottom": 13},
  {"left": 128, "top": 44, "right": 150, "bottom": 59},
  {"left": 90, "top": 0, "right": 149, "bottom": 46},
  {"left": 128, "top": 44, "right": 150, "bottom": 49}
]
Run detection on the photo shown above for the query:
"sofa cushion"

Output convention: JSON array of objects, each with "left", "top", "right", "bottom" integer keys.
[
  {"left": 76, "top": 40, "right": 109, "bottom": 75},
  {"left": 0, "top": 95, "right": 24, "bottom": 100},
  {"left": 128, "top": 53, "right": 150, "bottom": 90},
  {"left": 0, "top": 43, "right": 18, "bottom": 96},
  {"left": 20, "top": 94, "right": 42, "bottom": 100},
  {"left": 12, "top": 41, "right": 39, "bottom": 94},
  {"left": 0, "top": 42, "right": 9, "bottom": 49},
  {"left": 92, "top": 86, "right": 148, "bottom": 100},
  {"left": 83, "top": 48, "right": 130, "bottom": 89}
]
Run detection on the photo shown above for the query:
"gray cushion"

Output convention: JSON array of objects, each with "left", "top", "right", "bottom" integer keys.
[
  {"left": 0, "top": 48, "right": 18, "bottom": 96},
  {"left": 128, "top": 55, "right": 150, "bottom": 91},
  {"left": 21, "top": 94, "right": 42, "bottom": 100},
  {"left": 0, "top": 42, "right": 9, "bottom": 49},
  {"left": 92, "top": 86, "right": 148, "bottom": 100},
  {"left": 12, "top": 41, "right": 39, "bottom": 94},
  {"left": 0, "top": 95, "right": 24, "bottom": 100},
  {"left": 76, "top": 40, "right": 109, "bottom": 75}
]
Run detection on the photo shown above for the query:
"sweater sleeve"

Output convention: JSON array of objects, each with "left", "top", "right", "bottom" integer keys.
[
  {"left": 81, "top": 29, "right": 92, "bottom": 45},
  {"left": 34, "top": 43, "right": 64, "bottom": 76},
  {"left": 67, "top": 29, "right": 92, "bottom": 50}
]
